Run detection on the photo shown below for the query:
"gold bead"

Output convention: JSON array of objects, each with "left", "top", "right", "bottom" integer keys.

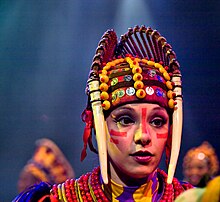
[
  {"left": 133, "top": 73, "right": 143, "bottom": 81},
  {"left": 136, "top": 89, "right": 146, "bottom": 99},
  {"left": 102, "top": 100, "right": 111, "bottom": 110},
  {"left": 100, "top": 91, "right": 109, "bottom": 100},
  {"left": 132, "top": 66, "right": 142, "bottom": 74},
  {"left": 166, "top": 81, "right": 173, "bottom": 90},
  {"left": 134, "top": 80, "right": 144, "bottom": 89},
  {"left": 99, "top": 83, "right": 109, "bottom": 91},
  {"left": 168, "top": 99, "right": 175, "bottom": 108},
  {"left": 147, "top": 61, "right": 155, "bottom": 66},
  {"left": 167, "top": 90, "right": 174, "bottom": 99},
  {"left": 163, "top": 72, "right": 170, "bottom": 80},
  {"left": 99, "top": 74, "right": 109, "bottom": 83},
  {"left": 154, "top": 63, "right": 163, "bottom": 69}
]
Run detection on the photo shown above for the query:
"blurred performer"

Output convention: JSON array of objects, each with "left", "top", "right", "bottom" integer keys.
[
  {"left": 175, "top": 175, "right": 220, "bottom": 202},
  {"left": 17, "top": 138, "right": 75, "bottom": 192},
  {"left": 182, "top": 141, "right": 219, "bottom": 187}
]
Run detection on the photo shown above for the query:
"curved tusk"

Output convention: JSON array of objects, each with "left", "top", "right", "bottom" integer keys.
[
  {"left": 167, "top": 75, "right": 182, "bottom": 184},
  {"left": 88, "top": 79, "right": 108, "bottom": 184}
]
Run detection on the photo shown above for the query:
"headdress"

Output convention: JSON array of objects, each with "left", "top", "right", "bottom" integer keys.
[
  {"left": 183, "top": 141, "right": 219, "bottom": 177},
  {"left": 81, "top": 25, "right": 182, "bottom": 184}
]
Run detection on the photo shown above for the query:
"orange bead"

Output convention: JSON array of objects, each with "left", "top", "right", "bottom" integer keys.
[
  {"left": 134, "top": 80, "right": 144, "bottom": 89},
  {"left": 168, "top": 99, "right": 175, "bottom": 108},
  {"left": 100, "top": 91, "right": 109, "bottom": 100},
  {"left": 163, "top": 71, "right": 170, "bottom": 80},
  {"left": 167, "top": 90, "right": 174, "bottom": 99},
  {"left": 102, "top": 100, "right": 111, "bottom": 110},
  {"left": 132, "top": 66, "right": 142, "bottom": 74},
  {"left": 99, "top": 75, "right": 109, "bottom": 83},
  {"left": 154, "top": 63, "right": 163, "bottom": 69},
  {"left": 99, "top": 83, "right": 109, "bottom": 91},
  {"left": 166, "top": 81, "right": 173, "bottom": 90},
  {"left": 133, "top": 73, "right": 143, "bottom": 81},
  {"left": 136, "top": 89, "right": 146, "bottom": 99}
]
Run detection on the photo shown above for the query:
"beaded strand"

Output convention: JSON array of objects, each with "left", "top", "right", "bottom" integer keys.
[{"left": 51, "top": 167, "right": 192, "bottom": 201}]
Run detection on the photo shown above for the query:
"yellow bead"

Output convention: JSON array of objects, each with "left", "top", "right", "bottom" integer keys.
[
  {"left": 134, "top": 80, "right": 144, "bottom": 89},
  {"left": 99, "top": 83, "right": 109, "bottom": 91},
  {"left": 103, "top": 65, "right": 111, "bottom": 71},
  {"left": 142, "top": 59, "right": 149, "bottom": 64},
  {"left": 147, "top": 61, "right": 155, "bottom": 66},
  {"left": 133, "top": 73, "right": 143, "bottom": 81},
  {"left": 99, "top": 74, "right": 109, "bottom": 83},
  {"left": 154, "top": 63, "right": 163, "bottom": 69},
  {"left": 136, "top": 89, "right": 146, "bottom": 99},
  {"left": 101, "top": 69, "right": 107, "bottom": 75},
  {"left": 132, "top": 66, "right": 142, "bottom": 74},
  {"left": 168, "top": 99, "right": 175, "bottom": 108},
  {"left": 163, "top": 72, "right": 170, "bottom": 80},
  {"left": 159, "top": 67, "right": 166, "bottom": 74},
  {"left": 166, "top": 81, "right": 173, "bottom": 90},
  {"left": 100, "top": 91, "right": 109, "bottom": 100},
  {"left": 167, "top": 90, "right": 173, "bottom": 99},
  {"left": 102, "top": 100, "right": 111, "bottom": 110}
]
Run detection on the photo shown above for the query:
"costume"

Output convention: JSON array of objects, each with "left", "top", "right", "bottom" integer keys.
[
  {"left": 13, "top": 25, "right": 193, "bottom": 201},
  {"left": 17, "top": 139, "right": 75, "bottom": 193},
  {"left": 14, "top": 167, "right": 192, "bottom": 201}
]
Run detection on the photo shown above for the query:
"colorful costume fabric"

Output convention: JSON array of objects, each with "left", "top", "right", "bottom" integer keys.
[{"left": 13, "top": 167, "right": 193, "bottom": 202}]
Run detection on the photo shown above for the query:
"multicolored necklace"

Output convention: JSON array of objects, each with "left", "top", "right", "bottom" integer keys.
[{"left": 51, "top": 167, "right": 193, "bottom": 202}]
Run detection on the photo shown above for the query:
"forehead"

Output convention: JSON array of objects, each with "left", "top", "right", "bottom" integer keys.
[{"left": 111, "top": 103, "right": 167, "bottom": 113}]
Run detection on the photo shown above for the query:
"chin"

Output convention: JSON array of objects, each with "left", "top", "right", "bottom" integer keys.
[{"left": 127, "top": 166, "right": 156, "bottom": 179}]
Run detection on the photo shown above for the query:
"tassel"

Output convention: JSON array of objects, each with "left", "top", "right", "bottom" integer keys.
[{"left": 81, "top": 109, "right": 93, "bottom": 161}]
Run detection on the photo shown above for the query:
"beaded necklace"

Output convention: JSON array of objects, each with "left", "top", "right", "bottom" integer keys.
[{"left": 51, "top": 167, "right": 193, "bottom": 202}]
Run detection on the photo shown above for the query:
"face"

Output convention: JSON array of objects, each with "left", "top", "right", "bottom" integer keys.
[
  {"left": 183, "top": 155, "right": 209, "bottom": 186},
  {"left": 106, "top": 103, "right": 169, "bottom": 183}
]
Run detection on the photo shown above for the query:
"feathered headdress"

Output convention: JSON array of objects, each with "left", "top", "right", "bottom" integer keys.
[{"left": 81, "top": 25, "right": 182, "bottom": 184}]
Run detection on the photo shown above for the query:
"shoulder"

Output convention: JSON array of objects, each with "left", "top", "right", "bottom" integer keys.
[{"left": 12, "top": 182, "right": 52, "bottom": 202}]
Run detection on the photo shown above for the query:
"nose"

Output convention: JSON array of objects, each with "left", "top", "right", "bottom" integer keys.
[{"left": 134, "top": 123, "right": 151, "bottom": 145}]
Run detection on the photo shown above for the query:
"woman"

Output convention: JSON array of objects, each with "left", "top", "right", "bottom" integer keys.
[
  {"left": 182, "top": 141, "right": 219, "bottom": 187},
  {"left": 13, "top": 25, "right": 193, "bottom": 201}
]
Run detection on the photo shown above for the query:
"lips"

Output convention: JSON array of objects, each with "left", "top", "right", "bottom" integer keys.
[{"left": 130, "top": 150, "right": 153, "bottom": 163}]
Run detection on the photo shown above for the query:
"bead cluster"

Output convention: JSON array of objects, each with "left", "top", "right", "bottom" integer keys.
[
  {"left": 50, "top": 167, "right": 192, "bottom": 201},
  {"left": 99, "top": 54, "right": 177, "bottom": 111}
]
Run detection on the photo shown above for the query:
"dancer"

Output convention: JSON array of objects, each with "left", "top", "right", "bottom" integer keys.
[{"left": 13, "top": 25, "right": 193, "bottom": 201}]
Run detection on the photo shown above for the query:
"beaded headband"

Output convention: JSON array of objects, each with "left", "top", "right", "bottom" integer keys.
[{"left": 81, "top": 25, "right": 182, "bottom": 184}]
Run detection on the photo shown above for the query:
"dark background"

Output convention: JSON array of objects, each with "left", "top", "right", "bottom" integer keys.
[{"left": 1, "top": 1, "right": 220, "bottom": 201}]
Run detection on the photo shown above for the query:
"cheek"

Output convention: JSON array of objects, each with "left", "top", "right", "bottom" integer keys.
[
  {"left": 156, "top": 132, "right": 168, "bottom": 139},
  {"left": 107, "top": 129, "right": 130, "bottom": 155},
  {"left": 109, "top": 129, "right": 127, "bottom": 144}
]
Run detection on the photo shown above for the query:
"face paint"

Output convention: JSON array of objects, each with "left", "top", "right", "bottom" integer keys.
[
  {"left": 141, "top": 108, "right": 148, "bottom": 133},
  {"left": 109, "top": 129, "right": 127, "bottom": 144},
  {"left": 156, "top": 132, "right": 168, "bottom": 139}
]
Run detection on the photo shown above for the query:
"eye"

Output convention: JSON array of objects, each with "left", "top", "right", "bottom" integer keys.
[
  {"left": 116, "top": 115, "right": 135, "bottom": 126},
  {"left": 150, "top": 117, "right": 166, "bottom": 128}
]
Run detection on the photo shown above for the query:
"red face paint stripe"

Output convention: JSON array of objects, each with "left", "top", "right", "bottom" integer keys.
[
  {"left": 110, "top": 137, "right": 119, "bottom": 144},
  {"left": 157, "top": 132, "right": 168, "bottom": 138},
  {"left": 110, "top": 129, "right": 127, "bottom": 137},
  {"left": 142, "top": 108, "right": 147, "bottom": 133}
]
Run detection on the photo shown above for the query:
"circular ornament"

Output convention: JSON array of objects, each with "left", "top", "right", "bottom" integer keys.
[
  {"left": 146, "top": 87, "right": 154, "bottom": 95},
  {"left": 126, "top": 87, "right": 135, "bottom": 96}
]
